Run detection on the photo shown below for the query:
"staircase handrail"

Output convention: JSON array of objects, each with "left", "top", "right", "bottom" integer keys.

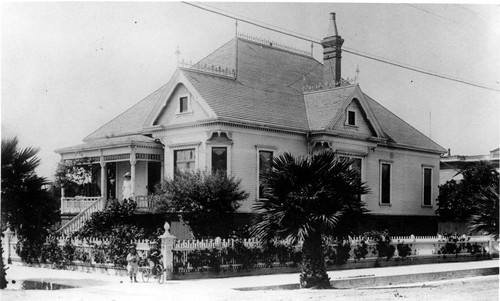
[{"left": 57, "top": 197, "right": 106, "bottom": 235}]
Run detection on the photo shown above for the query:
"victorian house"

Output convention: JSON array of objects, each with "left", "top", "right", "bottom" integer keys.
[{"left": 56, "top": 13, "right": 446, "bottom": 237}]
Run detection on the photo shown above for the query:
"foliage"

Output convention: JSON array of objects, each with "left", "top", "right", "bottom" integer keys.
[
  {"left": 324, "top": 241, "right": 351, "bottom": 266},
  {"left": 436, "top": 161, "right": 499, "bottom": 239},
  {"left": 251, "top": 151, "right": 369, "bottom": 288},
  {"left": 1, "top": 137, "right": 59, "bottom": 242},
  {"left": 468, "top": 184, "right": 499, "bottom": 240},
  {"left": 73, "top": 200, "right": 163, "bottom": 267},
  {"left": 438, "top": 235, "right": 466, "bottom": 256},
  {"left": 40, "top": 236, "right": 64, "bottom": 267},
  {"left": 396, "top": 242, "right": 412, "bottom": 259},
  {"left": 15, "top": 237, "right": 45, "bottom": 264},
  {"left": 364, "top": 230, "right": 395, "bottom": 261},
  {"left": 75, "top": 199, "right": 138, "bottom": 238},
  {"left": 53, "top": 159, "right": 95, "bottom": 198},
  {"left": 353, "top": 240, "right": 369, "bottom": 261},
  {"left": 152, "top": 170, "right": 248, "bottom": 238},
  {"left": 0, "top": 237, "right": 7, "bottom": 289}
]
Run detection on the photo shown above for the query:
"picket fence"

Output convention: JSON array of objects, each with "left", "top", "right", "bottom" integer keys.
[{"left": 3, "top": 228, "right": 494, "bottom": 276}]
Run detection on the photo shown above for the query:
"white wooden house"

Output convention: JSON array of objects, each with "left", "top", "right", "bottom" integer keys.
[{"left": 56, "top": 13, "right": 446, "bottom": 236}]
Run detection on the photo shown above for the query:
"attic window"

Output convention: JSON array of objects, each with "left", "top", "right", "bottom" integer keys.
[
  {"left": 347, "top": 110, "right": 356, "bottom": 126},
  {"left": 179, "top": 96, "right": 189, "bottom": 113}
]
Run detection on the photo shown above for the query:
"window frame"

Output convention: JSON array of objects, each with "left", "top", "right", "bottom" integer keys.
[
  {"left": 176, "top": 94, "right": 192, "bottom": 115},
  {"left": 379, "top": 161, "right": 392, "bottom": 205},
  {"left": 256, "top": 147, "right": 275, "bottom": 200},
  {"left": 422, "top": 166, "right": 433, "bottom": 207},
  {"left": 347, "top": 110, "right": 356, "bottom": 126},
  {"left": 209, "top": 145, "right": 231, "bottom": 175}
]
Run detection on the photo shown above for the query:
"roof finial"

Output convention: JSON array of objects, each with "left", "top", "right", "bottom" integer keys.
[{"left": 175, "top": 46, "right": 181, "bottom": 64}]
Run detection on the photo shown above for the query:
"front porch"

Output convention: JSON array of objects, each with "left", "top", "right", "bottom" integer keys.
[{"left": 55, "top": 136, "right": 165, "bottom": 232}]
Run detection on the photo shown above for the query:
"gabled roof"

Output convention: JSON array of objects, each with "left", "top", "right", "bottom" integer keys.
[
  {"left": 304, "top": 85, "right": 357, "bottom": 130},
  {"left": 83, "top": 83, "right": 169, "bottom": 141},
  {"left": 180, "top": 38, "right": 323, "bottom": 130},
  {"left": 64, "top": 36, "right": 445, "bottom": 155},
  {"left": 363, "top": 93, "right": 446, "bottom": 152}
]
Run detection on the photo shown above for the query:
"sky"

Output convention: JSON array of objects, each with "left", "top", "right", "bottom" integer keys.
[{"left": 1, "top": 2, "right": 500, "bottom": 181}]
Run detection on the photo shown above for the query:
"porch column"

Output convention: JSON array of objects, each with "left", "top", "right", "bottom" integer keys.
[
  {"left": 100, "top": 161, "right": 107, "bottom": 200},
  {"left": 130, "top": 147, "right": 137, "bottom": 197}
]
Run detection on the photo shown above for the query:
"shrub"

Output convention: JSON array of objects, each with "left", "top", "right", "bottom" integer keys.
[
  {"left": 353, "top": 239, "right": 369, "bottom": 261},
  {"left": 364, "top": 230, "right": 395, "bottom": 261},
  {"left": 325, "top": 241, "right": 351, "bottom": 266},
  {"left": 152, "top": 170, "right": 248, "bottom": 238},
  {"left": 396, "top": 242, "right": 412, "bottom": 259}
]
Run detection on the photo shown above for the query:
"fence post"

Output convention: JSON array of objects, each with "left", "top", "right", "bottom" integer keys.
[
  {"left": 2, "top": 228, "right": 15, "bottom": 264},
  {"left": 160, "top": 222, "right": 176, "bottom": 280},
  {"left": 488, "top": 237, "right": 493, "bottom": 256}
]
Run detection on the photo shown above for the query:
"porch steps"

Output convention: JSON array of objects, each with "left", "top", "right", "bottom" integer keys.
[{"left": 58, "top": 197, "right": 106, "bottom": 235}]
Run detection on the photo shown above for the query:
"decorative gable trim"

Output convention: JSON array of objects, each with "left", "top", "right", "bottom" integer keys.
[
  {"left": 143, "top": 70, "right": 217, "bottom": 128},
  {"left": 326, "top": 85, "right": 385, "bottom": 139}
]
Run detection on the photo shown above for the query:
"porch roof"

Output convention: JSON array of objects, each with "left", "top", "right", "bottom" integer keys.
[{"left": 55, "top": 135, "right": 161, "bottom": 154}]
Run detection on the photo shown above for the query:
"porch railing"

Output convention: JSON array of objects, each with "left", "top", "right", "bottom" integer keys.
[
  {"left": 135, "top": 195, "right": 155, "bottom": 212},
  {"left": 60, "top": 196, "right": 102, "bottom": 214},
  {"left": 58, "top": 197, "right": 106, "bottom": 235}
]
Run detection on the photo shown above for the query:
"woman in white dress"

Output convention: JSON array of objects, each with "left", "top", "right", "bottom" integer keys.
[{"left": 122, "top": 172, "right": 133, "bottom": 201}]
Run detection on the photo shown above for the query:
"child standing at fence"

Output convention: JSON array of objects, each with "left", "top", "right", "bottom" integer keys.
[{"left": 126, "top": 245, "right": 140, "bottom": 283}]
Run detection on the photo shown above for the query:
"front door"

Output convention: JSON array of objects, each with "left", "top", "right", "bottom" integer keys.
[
  {"left": 148, "top": 162, "right": 162, "bottom": 194},
  {"left": 107, "top": 162, "right": 117, "bottom": 200}
]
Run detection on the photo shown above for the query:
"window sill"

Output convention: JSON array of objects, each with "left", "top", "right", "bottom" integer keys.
[
  {"left": 379, "top": 203, "right": 391, "bottom": 206},
  {"left": 421, "top": 205, "right": 433, "bottom": 208},
  {"left": 344, "top": 124, "right": 358, "bottom": 129},
  {"left": 175, "top": 111, "right": 194, "bottom": 117}
]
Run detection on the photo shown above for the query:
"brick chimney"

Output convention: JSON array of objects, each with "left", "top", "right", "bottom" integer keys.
[{"left": 321, "top": 13, "right": 344, "bottom": 86}]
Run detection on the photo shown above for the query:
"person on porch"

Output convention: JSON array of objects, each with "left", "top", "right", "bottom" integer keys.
[{"left": 122, "top": 172, "right": 134, "bottom": 202}]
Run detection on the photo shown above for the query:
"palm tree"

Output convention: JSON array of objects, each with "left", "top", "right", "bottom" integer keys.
[
  {"left": 468, "top": 182, "right": 499, "bottom": 240},
  {"left": 1, "top": 137, "right": 58, "bottom": 240},
  {"left": 251, "top": 151, "right": 369, "bottom": 288}
]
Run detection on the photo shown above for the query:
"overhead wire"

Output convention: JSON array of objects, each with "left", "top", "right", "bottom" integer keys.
[{"left": 182, "top": 1, "right": 500, "bottom": 93}]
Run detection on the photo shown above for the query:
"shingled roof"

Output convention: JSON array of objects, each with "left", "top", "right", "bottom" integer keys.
[{"left": 70, "top": 36, "right": 444, "bottom": 154}]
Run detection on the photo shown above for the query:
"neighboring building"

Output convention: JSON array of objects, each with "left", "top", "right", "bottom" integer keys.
[
  {"left": 437, "top": 148, "right": 499, "bottom": 234},
  {"left": 56, "top": 13, "right": 446, "bottom": 237},
  {"left": 440, "top": 148, "right": 500, "bottom": 184}
]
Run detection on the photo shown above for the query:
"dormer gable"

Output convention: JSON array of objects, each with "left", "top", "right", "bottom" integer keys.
[
  {"left": 144, "top": 70, "right": 217, "bottom": 129},
  {"left": 304, "top": 84, "right": 385, "bottom": 139},
  {"left": 328, "top": 86, "right": 385, "bottom": 139}
]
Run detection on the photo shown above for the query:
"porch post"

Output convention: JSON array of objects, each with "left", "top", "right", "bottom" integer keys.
[
  {"left": 100, "top": 161, "right": 107, "bottom": 201},
  {"left": 60, "top": 187, "right": 65, "bottom": 212},
  {"left": 130, "top": 147, "right": 137, "bottom": 198}
]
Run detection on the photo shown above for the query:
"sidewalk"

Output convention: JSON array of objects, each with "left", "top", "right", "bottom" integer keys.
[{"left": 1, "top": 260, "right": 498, "bottom": 301}]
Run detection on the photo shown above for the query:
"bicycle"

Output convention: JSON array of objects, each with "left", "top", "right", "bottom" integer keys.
[{"left": 140, "top": 256, "right": 164, "bottom": 284}]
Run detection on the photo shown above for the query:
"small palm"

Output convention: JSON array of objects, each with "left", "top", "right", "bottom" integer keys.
[{"left": 252, "top": 151, "right": 369, "bottom": 288}]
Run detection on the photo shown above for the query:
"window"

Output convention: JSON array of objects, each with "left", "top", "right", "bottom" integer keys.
[
  {"left": 179, "top": 96, "right": 189, "bottom": 113},
  {"left": 340, "top": 156, "right": 362, "bottom": 178},
  {"left": 423, "top": 167, "right": 432, "bottom": 206},
  {"left": 347, "top": 110, "right": 356, "bottom": 126},
  {"left": 211, "top": 147, "right": 227, "bottom": 173},
  {"left": 174, "top": 149, "right": 195, "bottom": 173},
  {"left": 380, "top": 162, "right": 391, "bottom": 204},
  {"left": 258, "top": 150, "right": 273, "bottom": 199}
]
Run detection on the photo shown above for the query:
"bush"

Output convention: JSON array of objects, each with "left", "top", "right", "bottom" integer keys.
[
  {"left": 364, "top": 230, "right": 395, "bottom": 261},
  {"left": 153, "top": 170, "right": 248, "bottom": 238},
  {"left": 396, "top": 242, "right": 412, "bottom": 259},
  {"left": 325, "top": 241, "right": 351, "bottom": 266},
  {"left": 353, "top": 240, "right": 369, "bottom": 261}
]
